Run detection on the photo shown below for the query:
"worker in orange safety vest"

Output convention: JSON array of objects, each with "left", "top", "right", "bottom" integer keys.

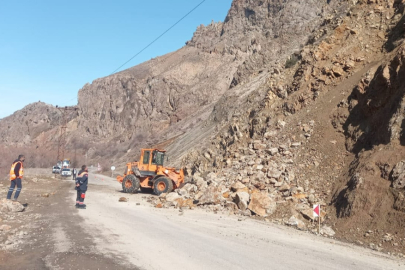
[{"left": 7, "top": 155, "right": 25, "bottom": 200}]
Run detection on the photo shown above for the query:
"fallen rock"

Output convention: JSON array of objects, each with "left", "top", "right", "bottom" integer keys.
[
  {"left": 0, "top": 199, "right": 25, "bottom": 212},
  {"left": 382, "top": 233, "right": 394, "bottom": 242},
  {"left": 255, "top": 182, "right": 267, "bottom": 190},
  {"left": 301, "top": 208, "right": 316, "bottom": 221},
  {"left": 267, "top": 148, "right": 279, "bottom": 156},
  {"left": 320, "top": 225, "right": 335, "bottom": 237},
  {"left": 177, "top": 189, "right": 189, "bottom": 197},
  {"left": 267, "top": 168, "right": 282, "bottom": 179},
  {"left": 180, "top": 183, "right": 198, "bottom": 194},
  {"left": 165, "top": 193, "right": 181, "bottom": 203},
  {"left": 291, "top": 142, "right": 301, "bottom": 148},
  {"left": 194, "top": 176, "right": 208, "bottom": 190},
  {"left": 253, "top": 143, "right": 267, "bottom": 150},
  {"left": 175, "top": 198, "right": 195, "bottom": 209},
  {"left": 278, "top": 184, "right": 291, "bottom": 192},
  {"left": 231, "top": 181, "right": 247, "bottom": 192},
  {"left": 241, "top": 209, "right": 252, "bottom": 216},
  {"left": 119, "top": 197, "right": 128, "bottom": 202},
  {"left": 155, "top": 203, "right": 163, "bottom": 208},
  {"left": 332, "top": 66, "right": 344, "bottom": 77},
  {"left": 197, "top": 186, "right": 223, "bottom": 205},
  {"left": 302, "top": 124, "right": 311, "bottom": 132},
  {"left": 41, "top": 193, "right": 50, "bottom": 198},
  {"left": 248, "top": 192, "right": 276, "bottom": 217},
  {"left": 235, "top": 192, "right": 250, "bottom": 211},
  {"left": 286, "top": 216, "right": 306, "bottom": 230},
  {"left": 274, "top": 182, "right": 283, "bottom": 187},
  {"left": 292, "top": 193, "right": 307, "bottom": 199}
]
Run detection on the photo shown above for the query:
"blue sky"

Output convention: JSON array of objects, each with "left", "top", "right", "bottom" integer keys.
[{"left": 0, "top": 0, "right": 232, "bottom": 119}]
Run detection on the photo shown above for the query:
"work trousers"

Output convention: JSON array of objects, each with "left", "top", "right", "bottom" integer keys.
[
  {"left": 76, "top": 190, "right": 86, "bottom": 205},
  {"left": 7, "top": 178, "right": 22, "bottom": 200}
]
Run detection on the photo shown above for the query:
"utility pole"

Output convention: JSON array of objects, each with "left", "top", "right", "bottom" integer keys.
[
  {"left": 55, "top": 106, "right": 78, "bottom": 168},
  {"left": 73, "top": 148, "right": 77, "bottom": 168}
]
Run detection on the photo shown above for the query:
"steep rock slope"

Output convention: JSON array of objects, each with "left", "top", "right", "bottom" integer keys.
[
  {"left": 189, "top": 0, "right": 345, "bottom": 88},
  {"left": 74, "top": 0, "right": 343, "bottom": 155},
  {"left": 76, "top": 47, "right": 239, "bottom": 143},
  {"left": 0, "top": 102, "right": 76, "bottom": 146},
  {"left": 165, "top": 0, "right": 405, "bottom": 255}
]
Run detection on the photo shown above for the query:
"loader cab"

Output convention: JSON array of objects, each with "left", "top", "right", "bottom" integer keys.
[{"left": 139, "top": 149, "right": 165, "bottom": 173}]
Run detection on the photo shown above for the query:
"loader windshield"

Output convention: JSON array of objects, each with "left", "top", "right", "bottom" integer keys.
[{"left": 152, "top": 151, "right": 165, "bottom": 166}]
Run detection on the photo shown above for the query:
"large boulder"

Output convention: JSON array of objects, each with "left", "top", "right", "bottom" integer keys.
[
  {"left": 320, "top": 225, "right": 336, "bottom": 237},
  {"left": 165, "top": 192, "right": 181, "bottom": 203},
  {"left": 248, "top": 193, "right": 276, "bottom": 217},
  {"left": 286, "top": 216, "right": 306, "bottom": 230},
  {"left": 179, "top": 183, "right": 198, "bottom": 194},
  {"left": 197, "top": 186, "right": 223, "bottom": 205},
  {"left": 0, "top": 199, "right": 25, "bottom": 213},
  {"left": 234, "top": 192, "right": 250, "bottom": 211},
  {"left": 267, "top": 168, "right": 282, "bottom": 179},
  {"left": 231, "top": 181, "right": 247, "bottom": 192},
  {"left": 194, "top": 176, "right": 208, "bottom": 190}
]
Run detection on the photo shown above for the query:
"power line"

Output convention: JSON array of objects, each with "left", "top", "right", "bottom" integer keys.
[
  {"left": 64, "top": 0, "right": 208, "bottom": 102},
  {"left": 110, "top": 0, "right": 207, "bottom": 75}
]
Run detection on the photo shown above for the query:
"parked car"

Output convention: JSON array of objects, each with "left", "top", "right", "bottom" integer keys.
[
  {"left": 52, "top": 166, "right": 61, "bottom": 174},
  {"left": 61, "top": 168, "right": 72, "bottom": 177}
]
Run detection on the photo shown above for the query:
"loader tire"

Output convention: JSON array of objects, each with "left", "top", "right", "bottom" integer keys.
[
  {"left": 153, "top": 177, "right": 173, "bottom": 195},
  {"left": 122, "top": 174, "right": 140, "bottom": 193}
]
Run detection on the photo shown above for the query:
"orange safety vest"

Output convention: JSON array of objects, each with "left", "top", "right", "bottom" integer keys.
[{"left": 10, "top": 161, "right": 24, "bottom": 181}]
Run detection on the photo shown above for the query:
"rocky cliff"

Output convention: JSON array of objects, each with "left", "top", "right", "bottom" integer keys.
[{"left": 0, "top": 102, "right": 77, "bottom": 146}]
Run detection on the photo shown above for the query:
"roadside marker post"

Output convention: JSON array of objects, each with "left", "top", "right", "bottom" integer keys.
[{"left": 313, "top": 204, "right": 320, "bottom": 234}]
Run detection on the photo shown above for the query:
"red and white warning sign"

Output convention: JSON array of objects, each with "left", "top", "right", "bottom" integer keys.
[{"left": 313, "top": 204, "right": 320, "bottom": 217}]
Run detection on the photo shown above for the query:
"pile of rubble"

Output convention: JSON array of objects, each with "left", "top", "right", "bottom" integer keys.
[
  {"left": 149, "top": 1, "right": 405, "bottom": 245},
  {"left": 147, "top": 120, "right": 333, "bottom": 234}
]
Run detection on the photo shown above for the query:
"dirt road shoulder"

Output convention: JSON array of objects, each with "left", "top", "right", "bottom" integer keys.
[{"left": 0, "top": 175, "right": 137, "bottom": 270}]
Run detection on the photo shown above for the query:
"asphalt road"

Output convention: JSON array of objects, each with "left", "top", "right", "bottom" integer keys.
[{"left": 72, "top": 173, "right": 405, "bottom": 270}]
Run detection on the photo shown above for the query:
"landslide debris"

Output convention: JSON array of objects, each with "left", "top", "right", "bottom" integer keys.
[{"left": 159, "top": 0, "right": 405, "bottom": 256}]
